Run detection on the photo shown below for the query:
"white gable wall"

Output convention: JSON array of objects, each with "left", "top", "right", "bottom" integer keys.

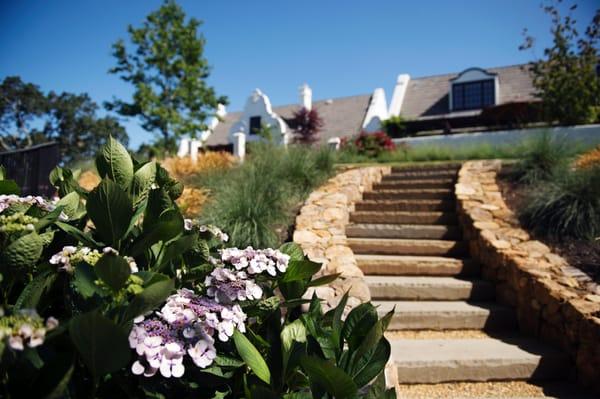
[
  {"left": 362, "top": 88, "right": 388, "bottom": 132},
  {"left": 228, "top": 89, "right": 290, "bottom": 145}
]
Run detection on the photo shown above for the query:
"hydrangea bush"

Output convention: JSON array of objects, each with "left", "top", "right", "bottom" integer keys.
[{"left": 0, "top": 138, "right": 395, "bottom": 398}]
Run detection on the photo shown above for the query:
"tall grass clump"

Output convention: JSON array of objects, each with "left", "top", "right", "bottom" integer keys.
[
  {"left": 200, "top": 144, "right": 335, "bottom": 248},
  {"left": 520, "top": 166, "right": 600, "bottom": 239},
  {"left": 512, "top": 132, "right": 572, "bottom": 184}
]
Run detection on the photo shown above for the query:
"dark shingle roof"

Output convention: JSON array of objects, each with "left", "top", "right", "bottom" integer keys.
[
  {"left": 205, "top": 94, "right": 371, "bottom": 146},
  {"left": 400, "top": 64, "right": 536, "bottom": 120}
]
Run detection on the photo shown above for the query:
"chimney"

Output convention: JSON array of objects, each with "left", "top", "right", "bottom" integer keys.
[{"left": 299, "top": 83, "right": 312, "bottom": 110}]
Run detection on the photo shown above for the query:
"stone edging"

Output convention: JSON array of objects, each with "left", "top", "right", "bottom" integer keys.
[
  {"left": 293, "top": 166, "right": 391, "bottom": 313},
  {"left": 456, "top": 160, "right": 600, "bottom": 391}
]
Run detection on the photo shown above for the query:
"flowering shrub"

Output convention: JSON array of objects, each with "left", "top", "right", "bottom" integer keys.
[
  {"left": 342, "top": 131, "right": 396, "bottom": 157},
  {"left": 161, "top": 151, "right": 235, "bottom": 181},
  {"left": 176, "top": 186, "right": 210, "bottom": 217},
  {"left": 574, "top": 144, "right": 600, "bottom": 170},
  {"left": 0, "top": 138, "right": 394, "bottom": 398}
]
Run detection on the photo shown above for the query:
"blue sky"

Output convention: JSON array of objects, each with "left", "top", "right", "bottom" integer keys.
[{"left": 0, "top": 0, "right": 597, "bottom": 148}]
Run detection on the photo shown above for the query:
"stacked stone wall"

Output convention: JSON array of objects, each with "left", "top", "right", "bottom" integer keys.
[
  {"left": 456, "top": 160, "right": 600, "bottom": 391},
  {"left": 293, "top": 166, "right": 391, "bottom": 312}
]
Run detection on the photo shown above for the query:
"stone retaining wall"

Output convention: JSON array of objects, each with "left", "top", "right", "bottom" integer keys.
[
  {"left": 456, "top": 160, "right": 600, "bottom": 391},
  {"left": 293, "top": 166, "right": 391, "bottom": 312}
]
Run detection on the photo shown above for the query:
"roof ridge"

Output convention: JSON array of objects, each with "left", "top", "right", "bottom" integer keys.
[{"left": 409, "top": 62, "right": 530, "bottom": 81}]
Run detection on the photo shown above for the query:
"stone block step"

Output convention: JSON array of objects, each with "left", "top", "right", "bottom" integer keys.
[
  {"left": 350, "top": 211, "right": 458, "bottom": 225},
  {"left": 346, "top": 223, "right": 461, "bottom": 240},
  {"left": 356, "top": 254, "right": 480, "bottom": 276},
  {"left": 383, "top": 170, "right": 458, "bottom": 181},
  {"left": 364, "top": 188, "right": 454, "bottom": 200},
  {"left": 349, "top": 238, "right": 468, "bottom": 256},
  {"left": 391, "top": 338, "right": 569, "bottom": 383},
  {"left": 355, "top": 199, "right": 455, "bottom": 212},
  {"left": 375, "top": 178, "right": 455, "bottom": 190},
  {"left": 374, "top": 300, "right": 517, "bottom": 331},
  {"left": 365, "top": 276, "right": 495, "bottom": 301},
  {"left": 391, "top": 163, "right": 462, "bottom": 173}
]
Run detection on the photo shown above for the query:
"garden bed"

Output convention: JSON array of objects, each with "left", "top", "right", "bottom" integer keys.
[{"left": 498, "top": 176, "right": 600, "bottom": 292}]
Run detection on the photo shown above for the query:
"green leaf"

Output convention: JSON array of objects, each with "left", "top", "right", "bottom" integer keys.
[
  {"left": 131, "top": 161, "right": 156, "bottom": 202},
  {"left": 129, "top": 209, "right": 183, "bottom": 257},
  {"left": 122, "top": 278, "right": 174, "bottom": 322},
  {"left": 95, "top": 136, "right": 134, "bottom": 188},
  {"left": 232, "top": 329, "right": 271, "bottom": 384},
  {"left": 69, "top": 312, "right": 130, "bottom": 381},
  {"left": 55, "top": 222, "right": 102, "bottom": 248},
  {"left": 300, "top": 355, "right": 358, "bottom": 398},
  {"left": 342, "top": 303, "right": 379, "bottom": 351},
  {"left": 365, "top": 371, "right": 396, "bottom": 399},
  {"left": 0, "top": 179, "right": 20, "bottom": 195},
  {"left": 0, "top": 165, "right": 5, "bottom": 180},
  {"left": 0, "top": 232, "right": 43, "bottom": 271},
  {"left": 34, "top": 205, "right": 65, "bottom": 230},
  {"left": 280, "top": 260, "right": 322, "bottom": 283},
  {"left": 73, "top": 263, "right": 103, "bottom": 298},
  {"left": 307, "top": 273, "right": 341, "bottom": 287},
  {"left": 155, "top": 234, "right": 196, "bottom": 270},
  {"left": 55, "top": 192, "right": 80, "bottom": 219},
  {"left": 86, "top": 179, "right": 133, "bottom": 246},
  {"left": 332, "top": 292, "right": 349, "bottom": 355},
  {"left": 49, "top": 167, "right": 81, "bottom": 197},
  {"left": 15, "top": 269, "right": 57, "bottom": 309},
  {"left": 95, "top": 254, "right": 131, "bottom": 292},
  {"left": 351, "top": 338, "right": 391, "bottom": 388},
  {"left": 281, "top": 319, "right": 307, "bottom": 375},
  {"left": 278, "top": 242, "right": 305, "bottom": 261}
]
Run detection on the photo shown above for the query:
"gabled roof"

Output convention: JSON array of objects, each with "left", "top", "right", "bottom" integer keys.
[
  {"left": 400, "top": 64, "right": 536, "bottom": 120},
  {"left": 206, "top": 94, "right": 371, "bottom": 146}
]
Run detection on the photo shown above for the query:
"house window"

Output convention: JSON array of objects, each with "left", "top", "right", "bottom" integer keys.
[
  {"left": 452, "top": 79, "right": 495, "bottom": 111},
  {"left": 249, "top": 116, "right": 261, "bottom": 135}
]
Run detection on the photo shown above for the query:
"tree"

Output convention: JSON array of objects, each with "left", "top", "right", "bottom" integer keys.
[
  {"left": 0, "top": 76, "right": 47, "bottom": 150},
  {"left": 289, "top": 107, "right": 323, "bottom": 145},
  {"left": 106, "top": 0, "right": 227, "bottom": 145},
  {"left": 0, "top": 76, "right": 128, "bottom": 164},
  {"left": 520, "top": 1, "right": 600, "bottom": 125},
  {"left": 44, "top": 92, "right": 128, "bottom": 163}
]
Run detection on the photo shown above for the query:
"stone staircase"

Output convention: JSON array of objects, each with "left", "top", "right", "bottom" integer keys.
[{"left": 347, "top": 164, "right": 571, "bottom": 390}]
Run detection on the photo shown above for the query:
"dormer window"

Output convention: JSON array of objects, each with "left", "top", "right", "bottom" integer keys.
[
  {"left": 450, "top": 68, "right": 498, "bottom": 111},
  {"left": 452, "top": 79, "right": 495, "bottom": 111}
]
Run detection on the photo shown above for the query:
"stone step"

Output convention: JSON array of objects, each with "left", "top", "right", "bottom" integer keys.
[
  {"left": 355, "top": 199, "right": 455, "bottom": 212},
  {"left": 349, "top": 238, "right": 468, "bottom": 256},
  {"left": 365, "top": 276, "right": 495, "bottom": 301},
  {"left": 350, "top": 211, "right": 458, "bottom": 225},
  {"left": 374, "top": 178, "right": 456, "bottom": 190},
  {"left": 383, "top": 170, "right": 458, "bottom": 181},
  {"left": 364, "top": 188, "right": 454, "bottom": 200},
  {"left": 375, "top": 300, "right": 517, "bottom": 331},
  {"left": 346, "top": 223, "right": 461, "bottom": 240},
  {"left": 391, "top": 338, "right": 569, "bottom": 383},
  {"left": 391, "top": 163, "right": 462, "bottom": 173},
  {"left": 356, "top": 254, "right": 480, "bottom": 276}
]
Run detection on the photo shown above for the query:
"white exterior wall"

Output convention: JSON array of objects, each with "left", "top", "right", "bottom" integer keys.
[
  {"left": 388, "top": 74, "right": 410, "bottom": 117},
  {"left": 393, "top": 124, "right": 600, "bottom": 148},
  {"left": 362, "top": 88, "right": 388, "bottom": 132},
  {"left": 229, "top": 89, "right": 290, "bottom": 146}
]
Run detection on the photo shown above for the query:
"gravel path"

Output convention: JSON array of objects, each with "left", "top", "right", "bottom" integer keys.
[{"left": 396, "top": 381, "right": 593, "bottom": 398}]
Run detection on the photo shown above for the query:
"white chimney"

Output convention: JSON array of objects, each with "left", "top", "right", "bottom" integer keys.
[{"left": 299, "top": 83, "right": 312, "bottom": 110}]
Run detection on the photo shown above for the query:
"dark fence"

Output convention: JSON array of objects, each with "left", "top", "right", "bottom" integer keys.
[{"left": 0, "top": 142, "right": 60, "bottom": 196}]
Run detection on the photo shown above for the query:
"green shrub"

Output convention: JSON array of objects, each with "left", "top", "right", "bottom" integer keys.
[
  {"left": 200, "top": 144, "right": 335, "bottom": 248},
  {"left": 513, "top": 132, "right": 571, "bottom": 184},
  {"left": 520, "top": 166, "right": 600, "bottom": 240}
]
